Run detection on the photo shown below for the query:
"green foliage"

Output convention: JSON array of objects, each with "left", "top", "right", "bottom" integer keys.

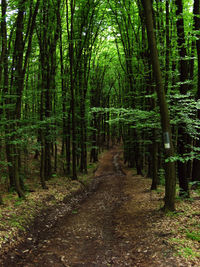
[
  {"left": 169, "top": 93, "right": 200, "bottom": 139},
  {"left": 186, "top": 231, "right": 200, "bottom": 242},
  {"left": 190, "top": 181, "right": 200, "bottom": 189},
  {"left": 91, "top": 107, "right": 160, "bottom": 130},
  {"left": 8, "top": 214, "right": 26, "bottom": 231},
  {"left": 177, "top": 246, "right": 200, "bottom": 259},
  {"left": 158, "top": 168, "right": 165, "bottom": 186},
  {"left": 72, "top": 210, "right": 78, "bottom": 214},
  {"left": 14, "top": 199, "right": 23, "bottom": 207}
]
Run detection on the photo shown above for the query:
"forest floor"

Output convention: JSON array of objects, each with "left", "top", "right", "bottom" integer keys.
[{"left": 0, "top": 147, "right": 200, "bottom": 266}]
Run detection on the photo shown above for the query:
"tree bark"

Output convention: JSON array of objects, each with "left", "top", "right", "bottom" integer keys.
[
  {"left": 1, "top": 0, "right": 14, "bottom": 189},
  {"left": 8, "top": 0, "right": 27, "bottom": 198},
  {"left": 175, "top": 0, "right": 190, "bottom": 197},
  {"left": 69, "top": 0, "right": 77, "bottom": 180},
  {"left": 165, "top": 0, "right": 170, "bottom": 93},
  {"left": 142, "top": 0, "right": 176, "bottom": 212},
  {"left": 192, "top": 0, "right": 200, "bottom": 182}
]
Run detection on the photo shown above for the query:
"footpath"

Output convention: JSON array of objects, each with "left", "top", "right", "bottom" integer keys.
[{"left": 1, "top": 148, "right": 192, "bottom": 266}]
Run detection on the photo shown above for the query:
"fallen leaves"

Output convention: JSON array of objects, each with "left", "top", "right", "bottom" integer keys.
[
  {"left": 0, "top": 166, "right": 97, "bottom": 257},
  {"left": 114, "top": 166, "right": 200, "bottom": 266}
]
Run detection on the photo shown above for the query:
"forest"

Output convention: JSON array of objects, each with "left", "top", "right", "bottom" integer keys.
[
  {"left": 0, "top": 0, "right": 200, "bottom": 263},
  {"left": 0, "top": 0, "right": 200, "bottom": 260},
  {"left": 1, "top": 0, "right": 200, "bottom": 209}
]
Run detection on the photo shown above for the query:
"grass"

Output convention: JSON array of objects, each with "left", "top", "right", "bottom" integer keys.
[
  {"left": 186, "top": 231, "right": 200, "bottom": 242},
  {"left": 165, "top": 195, "right": 200, "bottom": 263},
  {"left": 177, "top": 246, "right": 200, "bottom": 259},
  {"left": 150, "top": 181, "right": 200, "bottom": 265}
]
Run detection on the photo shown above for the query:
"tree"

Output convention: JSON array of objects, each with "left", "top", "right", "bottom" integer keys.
[
  {"left": 1, "top": 0, "right": 199, "bottom": 211},
  {"left": 175, "top": 0, "right": 190, "bottom": 197},
  {"left": 192, "top": 0, "right": 200, "bottom": 182},
  {"left": 142, "top": 0, "right": 176, "bottom": 212}
]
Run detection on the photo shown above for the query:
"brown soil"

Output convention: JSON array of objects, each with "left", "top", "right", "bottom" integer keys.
[{"left": 0, "top": 148, "right": 194, "bottom": 266}]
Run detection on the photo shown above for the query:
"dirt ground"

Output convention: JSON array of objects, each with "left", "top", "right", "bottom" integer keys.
[{"left": 0, "top": 148, "right": 195, "bottom": 266}]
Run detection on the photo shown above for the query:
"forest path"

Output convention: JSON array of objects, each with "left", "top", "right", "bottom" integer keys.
[{"left": 1, "top": 148, "right": 188, "bottom": 267}]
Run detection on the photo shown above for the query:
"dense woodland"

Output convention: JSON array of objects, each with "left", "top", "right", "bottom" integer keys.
[{"left": 0, "top": 0, "right": 200, "bottom": 212}]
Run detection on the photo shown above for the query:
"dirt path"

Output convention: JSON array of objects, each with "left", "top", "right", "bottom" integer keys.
[{"left": 1, "top": 148, "right": 189, "bottom": 266}]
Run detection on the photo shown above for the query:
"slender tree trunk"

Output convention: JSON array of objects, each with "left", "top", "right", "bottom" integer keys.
[
  {"left": 90, "top": 112, "right": 98, "bottom": 163},
  {"left": 39, "top": 85, "right": 48, "bottom": 189},
  {"left": 0, "top": 194, "right": 3, "bottom": 205},
  {"left": 192, "top": 0, "right": 200, "bottom": 182},
  {"left": 175, "top": 0, "right": 190, "bottom": 197},
  {"left": 69, "top": 0, "right": 77, "bottom": 179},
  {"left": 106, "top": 109, "right": 110, "bottom": 149},
  {"left": 151, "top": 129, "right": 159, "bottom": 190},
  {"left": 165, "top": 0, "right": 170, "bottom": 93},
  {"left": 9, "top": 0, "right": 27, "bottom": 198},
  {"left": 66, "top": 113, "right": 71, "bottom": 174},
  {"left": 59, "top": 18, "right": 71, "bottom": 174}
]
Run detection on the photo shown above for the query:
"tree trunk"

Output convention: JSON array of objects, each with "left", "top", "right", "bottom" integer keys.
[
  {"left": 90, "top": 113, "right": 98, "bottom": 163},
  {"left": 0, "top": 194, "right": 3, "bottom": 205},
  {"left": 151, "top": 129, "right": 159, "bottom": 190},
  {"left": 192, "top": 0, "right": 200, "bottom": 182},
  {"left": 66, "top": 113, "right": 71, "bottom": 174},
  {"left": 165, "top": 0, "right": 170, "bottom": 93},
  {"left": 68, "top": 0, "right": 77, "bottom": 180},
  {"left": 142, "top": 0, "right": 176, "bottom": 212},
  {"left": 1, "top": 0, "right": 15, "bottom": 189},
  {"left": 175, "top": 0, "right": 190, "bottom": 198},
  {"left": 9, "top": 0, "right": 27, "bottom": 198}
]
